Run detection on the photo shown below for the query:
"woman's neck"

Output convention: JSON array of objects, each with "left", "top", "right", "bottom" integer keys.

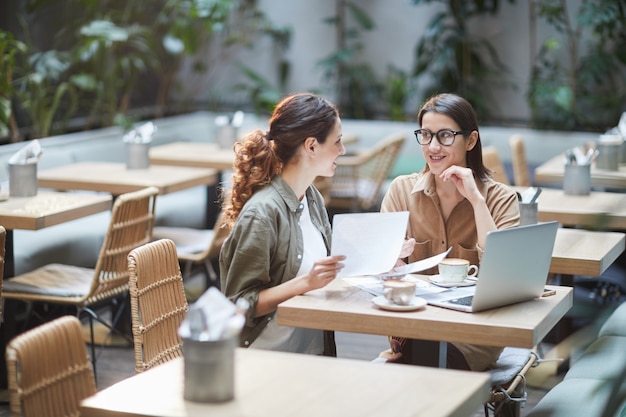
[{"left": 281, "top": 163, "right": 313, "bottom": 200}]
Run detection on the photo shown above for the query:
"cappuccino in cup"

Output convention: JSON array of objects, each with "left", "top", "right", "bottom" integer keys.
[
  {"left": 437, "top": 258, "right": 478, "bottom": 283},
  {"left": 382, "top": 280, "right": 416, "bottom": 306}
]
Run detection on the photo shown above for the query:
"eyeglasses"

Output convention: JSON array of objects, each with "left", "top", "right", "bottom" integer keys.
[{"left": 414, "top": 128, "right": 473, "bottom": 146}]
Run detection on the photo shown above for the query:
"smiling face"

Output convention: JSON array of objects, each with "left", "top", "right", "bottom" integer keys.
[
  {"left": 420, "top": 112, "right": 477, "bottom": 176},
  {"left": 315, "top": 118, "right": 346, "bottom": 177}
]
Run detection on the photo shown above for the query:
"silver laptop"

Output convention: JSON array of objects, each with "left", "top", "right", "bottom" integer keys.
[{"left": 423, "top": 221, "right": 559, "bottom": 313}]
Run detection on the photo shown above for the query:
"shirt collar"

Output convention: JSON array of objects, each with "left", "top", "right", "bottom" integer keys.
[{"left": 270, "top": 175, "right": 305, "bottom": 214}]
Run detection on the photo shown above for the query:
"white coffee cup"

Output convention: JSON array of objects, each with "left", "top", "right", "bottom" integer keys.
[
  {"left": 382, "top": 280, "right": 416, "bottom": 306},
  {"left": 437, "top": 258, "right": 478, "bottom": 283}
]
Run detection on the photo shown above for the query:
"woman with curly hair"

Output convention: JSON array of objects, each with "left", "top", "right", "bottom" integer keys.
[{"left": 220, "top": 92, "right": 346, "bottom": 356}]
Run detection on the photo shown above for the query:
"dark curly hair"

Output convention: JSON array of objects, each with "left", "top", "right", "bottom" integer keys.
[{"left": 224, "top": 93, "right": 339, "bottom": 224}]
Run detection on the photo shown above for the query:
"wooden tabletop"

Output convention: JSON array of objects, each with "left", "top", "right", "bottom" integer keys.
[
  {"left": 535, "top": 153, "right": 626, "bottom": 190},
  {"left": 150, "top": 142, "right": 235, "bottom": 171},
  {"left": 278, "top": 278, "right": 572, "bottom": 350},
  {"left": 551, "top": 228, "right": 625, "bottom": 276},
  {"left": 0, "top": 191, "right": 112, "bottom": 230},
  {"left": 80, "top": 349, "right": 490, "bottom": 417},
  {"left": 150, "top": 138, "right": 361, "bottom": 171},
  {"left": 513, "top": 186, "right": 626, "bottom": 230},
  {"left": 37, "top": 162, "right": 218, "bottom": 195}
]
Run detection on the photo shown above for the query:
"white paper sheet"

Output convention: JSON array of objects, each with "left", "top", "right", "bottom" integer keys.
[
  {"left": 375, "top": 247, "right": 452, "bottom": 278},
  {"left": 331, "top": 211, "right": 409, "bottom": 277},
  {"left": 343, "top": 275, "right": 449, "bottom": 297}
]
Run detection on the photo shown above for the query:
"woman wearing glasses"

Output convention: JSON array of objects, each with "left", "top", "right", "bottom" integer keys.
[{"left": 379, "top": 93, "right": 520, "bottom": 371}]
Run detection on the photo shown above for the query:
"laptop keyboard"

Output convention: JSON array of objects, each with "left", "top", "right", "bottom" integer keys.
[{"left": 449, "top": 295, "right": 474, "bottom": 306}]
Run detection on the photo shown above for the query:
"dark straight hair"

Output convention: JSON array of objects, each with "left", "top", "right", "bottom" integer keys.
[{"left": 417, "top": 93, "right": 491, "bottom": 181}]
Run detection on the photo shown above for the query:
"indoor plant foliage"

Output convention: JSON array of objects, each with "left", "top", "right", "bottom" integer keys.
[
  {"left": 2, "top": 0, "right": 276, "bottom": 141},
  {"left": 0, "top": 30, "right": 26, "bottom": 142},
  {"left": 410, "top": 0, "right": 516, "bottom": 119},
  {"left": 318, "top": 0, "right": 383, "bottom": 120},
  {"left": 528, "top": 0, "right": 626, "bottom": 131}
]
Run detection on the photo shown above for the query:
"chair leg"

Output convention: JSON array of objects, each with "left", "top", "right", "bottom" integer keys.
[
  {"left": 183, "top": 260, "right": 193, "bottom": 280},
  {"left": 86, "top": 314, "right": 98, "bottom": 384},
  {"left": 204, "top": 259, "right": 219, "bottom": 289},
  {"left": 81, "top": 296, "right": 133, "bottom": 385}
]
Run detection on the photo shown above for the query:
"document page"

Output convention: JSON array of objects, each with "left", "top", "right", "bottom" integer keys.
[{"left": 331, "top": 211, "right": 409, "bottom": 277}]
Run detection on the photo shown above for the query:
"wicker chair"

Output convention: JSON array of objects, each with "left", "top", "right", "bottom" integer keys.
[
  {"left": 5, "top": 315, "right": 97, "bottom": 417},
  {"left": 327, "top": 132, "right": 406, "bottom": 212},
  {"left": 152, "top": 211, "right": 230, "bottom": 289},
  {"left": 482, "top": 146, "right": 511, "bottom": 185},
  {"left": 509, "top": 135, "right": 531, "bottom": 187},
  {"left": 128, "top": 238, "right": 188, "bottom": 373},
  {"left": 2, "top": 186, "right": 159, "bottom": 380}
]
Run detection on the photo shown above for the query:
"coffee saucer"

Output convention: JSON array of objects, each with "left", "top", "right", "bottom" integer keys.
[
  {"left": 371, "top": 295, "right": 427, "bottom": 312},
  {"left": 428, "top": 275, "right": 476, "bottom": 288}
]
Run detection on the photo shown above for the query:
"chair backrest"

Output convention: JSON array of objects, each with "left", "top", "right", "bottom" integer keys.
[
  {"left": 509, "top": 134, "right": 531, "bottom": 186},
  {"left": 482, "top": 146, "right": 510, "bottom": 185},
  {"left": 329, "top": 131, "right": 406, "bottom": 211},
  {"left": 6, "top": 315, "right": 97, "bottom": 417},
  {"left": 201, "top": 210, "right": 230, "bottom": 262},
  {"left": 128, "top": 238, "right": 188, "bottom": 373},
  {"left": 85, "top": 186, "right": 158, "bottom": 306}
]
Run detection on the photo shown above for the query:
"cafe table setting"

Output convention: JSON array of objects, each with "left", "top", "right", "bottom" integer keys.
[
  {"left": 535, "top": 113, "right": 626, "bottom": 191},
  {"left": 80, "top": 284, "right": 492, "bottom": 417},
  {"left": 277, "top": 213, "right": 573, "bottom": 370}
]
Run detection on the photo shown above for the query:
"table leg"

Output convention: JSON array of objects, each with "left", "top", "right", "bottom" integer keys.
[
  {"left": 4, "top": 229, "right": 14, "bottom": 279},
  {"left": 206, "top": 185, "right": 219, "bottom": 229},
  {"left": 556, "top": 273, "right": 574, "bottom": 339},
  {"left": 205, "top": 171, "right": 225, "bottom": 229},
  {"left": 410, "top": 339, "right": 448, "bottom": 368}
]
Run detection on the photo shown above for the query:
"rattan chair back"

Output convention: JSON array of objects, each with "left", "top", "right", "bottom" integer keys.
[
  {"left": 86, "top": 186, "right": 159, "bottom": 305},
  {"left": 128, "top": 238, "right": 188, "bottom": 372},
  {"left": 509, "top": 134, "right": 531, "bottom": 186},
  {"left": 482, "top": 146, "right": 511, "bottom": 185},
  {"left": 328, "top": 131, "right": 405, "bottom": 211},
  {"left": 6, "top": 315, "right": 96, "bottom": 417}
]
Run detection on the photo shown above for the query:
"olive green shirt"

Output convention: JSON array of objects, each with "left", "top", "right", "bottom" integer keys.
[
  {"left": 219, "top": 176, "right": 334, "bottom": 353},
  {"left": 382, "top": 170, "right": 520, "bottom": 371}
]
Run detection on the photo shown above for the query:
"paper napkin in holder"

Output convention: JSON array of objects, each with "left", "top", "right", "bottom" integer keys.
[
  {"left": 178, "top": 287, "right": 247, "bottom": 403},
  {"left": 123, "top": 122, "right": 156, "bottom": 169},
  {"left": 562, "top": 146, "right": 592, "bottom": 195},
  {"left": 596, "top": 133, "right": 623, "bottom": 171},
  {"left": 8, "top": 140, "right": 43, "bottom": 197}
]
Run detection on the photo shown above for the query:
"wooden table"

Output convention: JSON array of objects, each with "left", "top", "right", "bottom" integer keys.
[
  {"left": 80, "top": 349, "right": 491, "bottom": 417},
  {"left": 551, "top": 228, "right": 625, "bottom": 277},
  {"left": 150, "top": 142, "right": 235, "bottom": 171},
  {"left": 38, "top": 162, "right": 218, "bottom": 196},
  {"left": 513, "top": 186, "right": 626, "bottom": 231},
  {"left": 535, "top": 153, "right": 626, "bottom": 190},
  {"left": 277, "top": 278, "right": 573, "bottom": 367},
  {"left": 0, "top": 191, "right": 112, "bottom": 277},
  {"left": 149, "top": 137, "right": 361, "bottom": 170}
]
